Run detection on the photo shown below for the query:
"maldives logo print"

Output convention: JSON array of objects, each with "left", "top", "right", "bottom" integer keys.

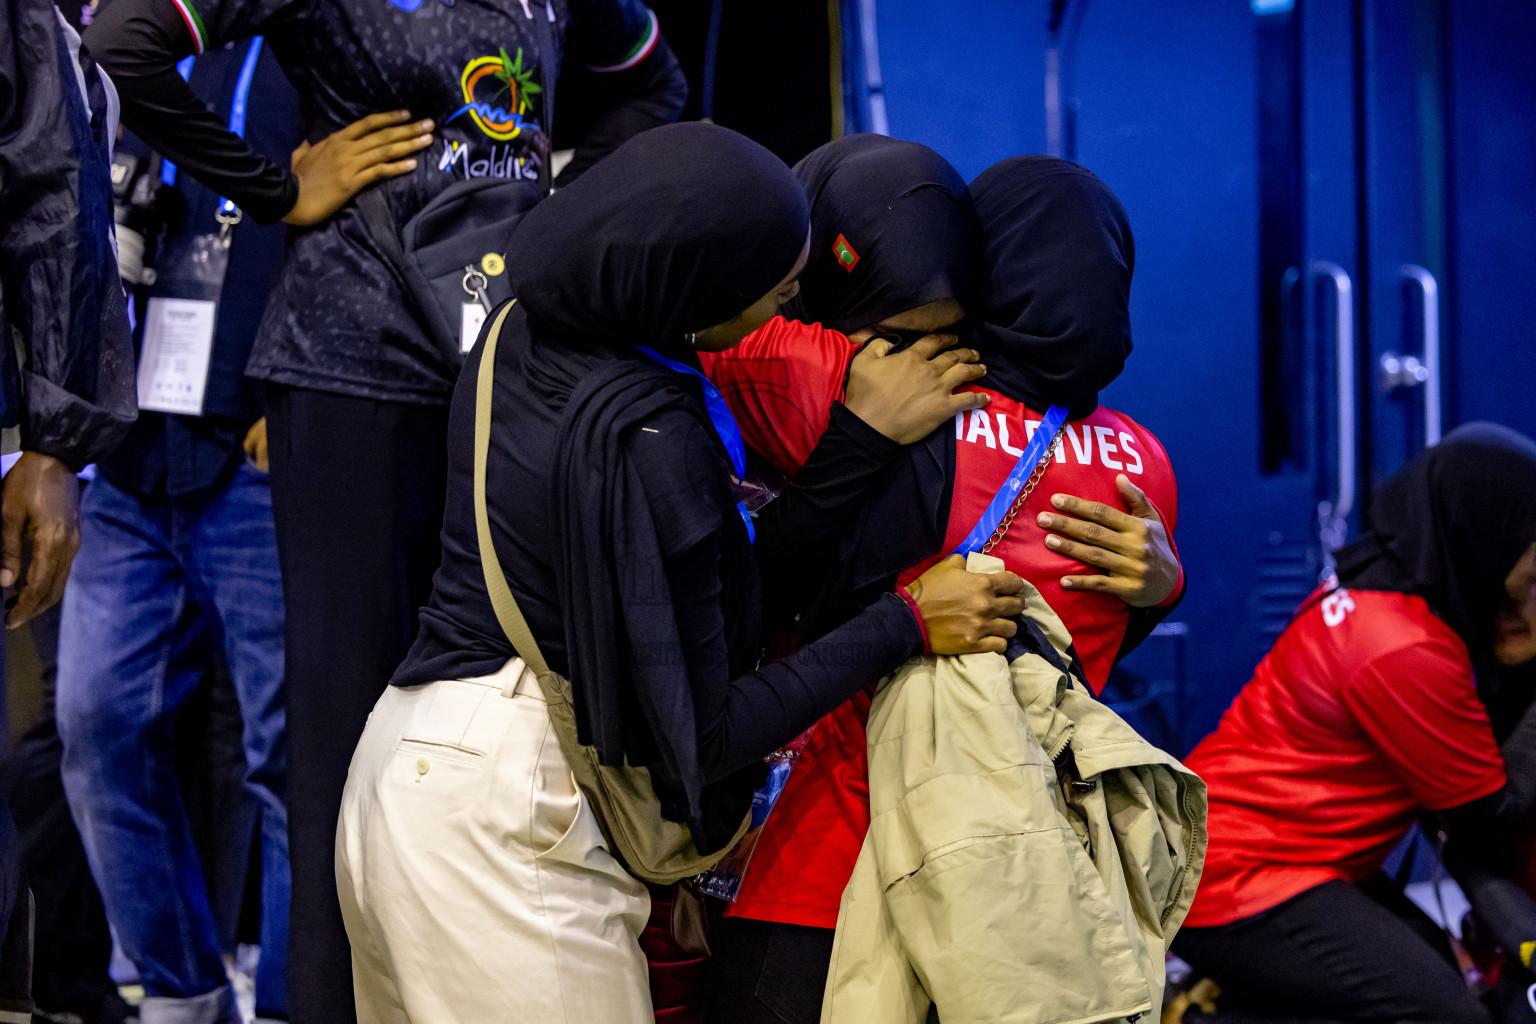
[
  {"left": 833, "top": 233, "right": 860, "bottom": 272},
  {"left": 448, "top": 47, "right": 542, "bottom": 141}
]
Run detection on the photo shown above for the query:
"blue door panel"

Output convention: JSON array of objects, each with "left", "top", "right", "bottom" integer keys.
[
  {"left": 876, "top": 1, "right": 1046, "bottom": 180},
  {"left": 1361, "top": 0, "right": 1446, "bottom": 489},
  {"left": 1445, "top": 0, "right": 1536, "bottom": 440},
  {"left": 1073, "top": 2, "right": 1269, "bottom": 744}
]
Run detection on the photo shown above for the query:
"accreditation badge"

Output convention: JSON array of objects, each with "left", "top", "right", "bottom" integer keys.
[{"left": 137, "top": 221, "right": 234, "bottom": 416}]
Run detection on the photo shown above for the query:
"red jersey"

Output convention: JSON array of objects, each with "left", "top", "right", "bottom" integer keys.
[
  {"left": 703, "top": 316, "right": 1182, "bottom": 928},
  {"left": 698, "top": 316, "right": 856, "bottom": 481},
  {"left": 1182, "top": 587, "right": 1507, "bottom": 928}
]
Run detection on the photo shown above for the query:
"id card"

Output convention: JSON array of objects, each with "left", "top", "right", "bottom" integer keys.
[
  {"left": 138, "top": 298, "right": 216, "bottom": 414},
  {"left": 692, "top": 734, "right": 809, "bottom": 901},
  {"left": 462, "top": 302, "right": 488, "bottom": 353},
  {"left": 138, "top": 230, "right": 230, "bottom": 415}
]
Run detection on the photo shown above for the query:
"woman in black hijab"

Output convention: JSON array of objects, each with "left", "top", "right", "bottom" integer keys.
[
  {"left": 786, "top": 132, "right": 982, "bottom": 339},
  {"left": 1175, "top": 423, "right": 1536, "bottom": 1024},
  {"left": 829, "top": 154, "right": 1180, "bottom": 614},
  {"left": 333, "top": 123, "right": 1026, "bottom": 1024},
  {"left": 697, "top": 134, "right": 991, "bottom": 475},
  {"left": 769, "top": 154, "right": 1182, "bottom": 666}
]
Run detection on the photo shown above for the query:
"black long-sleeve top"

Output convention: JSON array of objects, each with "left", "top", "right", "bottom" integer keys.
[
  {"left": 84, "top": 0, "right": 687, "bottom": 404},
  {"left": 396, "top": 337, "right": 921, "bottom": 844}
]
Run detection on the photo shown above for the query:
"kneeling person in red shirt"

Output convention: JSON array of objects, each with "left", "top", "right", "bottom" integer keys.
[{"left": 1176, "top": 424, "right": 1536, "bottom": 1024}]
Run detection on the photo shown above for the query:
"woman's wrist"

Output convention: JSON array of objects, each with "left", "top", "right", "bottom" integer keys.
[
  {"left": 897, "top": 583, "right": 932, "bottom": 656},
  {"left": 827, "top": 401, "right": 906, "bottom": 460},
  {"left": 1156, "top": 564, "right": 1186, "bottom": 608}
]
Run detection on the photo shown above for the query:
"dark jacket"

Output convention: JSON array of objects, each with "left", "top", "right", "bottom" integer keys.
[{"left": 0, "top": 0, "right": 136, "bottom": 469}]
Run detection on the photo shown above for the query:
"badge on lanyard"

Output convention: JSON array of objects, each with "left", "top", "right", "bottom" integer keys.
[
  {"left": 460, "top": 253, "right": 504, "bottom": 352},
  {"left": 137, "top": 39, "right": 261, "bottom": 416}
]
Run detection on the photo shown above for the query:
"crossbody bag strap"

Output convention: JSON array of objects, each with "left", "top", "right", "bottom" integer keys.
[{"left": 472, "top": 300, "right": 553, "bottom": 679}]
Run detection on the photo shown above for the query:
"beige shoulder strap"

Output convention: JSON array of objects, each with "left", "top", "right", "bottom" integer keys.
[{"left": 472, "top": 301, "right": 552, "bottom": 679}]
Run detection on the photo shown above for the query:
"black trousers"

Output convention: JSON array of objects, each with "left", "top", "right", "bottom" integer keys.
[
  {"left": 266, "top": 385, "right": 450, "bottom": 1024},
  {"left": 176, "top": 657, "right": 262, "bottom": 956},
  {"left": 0, "top": 605, "right": 128, "bottom": 1023},
  {"left": 1172, "top": 878, "right": 1491, "bottom": 1024},
  {"left": 703, "top": 915, "right": 942, "bottom": 1024},
  {"left": 704, "top": 916, "right": 837, "bottom": 1024}
]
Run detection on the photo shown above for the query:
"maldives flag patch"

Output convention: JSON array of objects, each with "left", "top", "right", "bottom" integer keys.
[{"left": 832, "top": 233, "right": 860, "bottom": 272}]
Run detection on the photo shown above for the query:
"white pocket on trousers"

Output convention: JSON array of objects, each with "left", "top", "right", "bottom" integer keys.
[{"left": 394, "top": 737, "right": 488, "bottom": 769}]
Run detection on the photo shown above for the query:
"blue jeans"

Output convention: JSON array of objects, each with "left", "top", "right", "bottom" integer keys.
[{"left": 58, "top": 466, "right": 288, "bottom": 1024}]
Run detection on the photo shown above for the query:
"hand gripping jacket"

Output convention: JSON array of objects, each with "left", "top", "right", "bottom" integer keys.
[{"left": 822, "top": 553, "right": 1207, "bottom": 1024}]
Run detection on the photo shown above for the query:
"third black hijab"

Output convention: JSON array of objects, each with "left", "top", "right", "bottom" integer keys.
[
  {"left": 785, "top": 133, "right": 980, "bottom": 335},
  {"left": 970, "top": 156, "right": 1135, "bottom": 418},
  {"left": 1336, "top": 423, "right": 1536, "bottom": 687}
]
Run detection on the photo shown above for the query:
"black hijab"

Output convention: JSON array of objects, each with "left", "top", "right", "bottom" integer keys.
[
  {"left": 508, "top": 122, "right": 809, "bottom": 348},
  {"left": 1336, "top": 423, "right": 1536, "bottom": 691},
  {"left": 783, "top": 133, "right": 980, "bottom": 335},
  {"left": 501, "top": 123, "right": 809, "bottom": 846},
  {"left": 969, "top": 156, "right": 1135, "bottom": 418}
]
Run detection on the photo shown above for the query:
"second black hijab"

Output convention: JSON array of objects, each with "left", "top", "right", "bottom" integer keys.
[
  {"left": 969, "top": 156, "right": 1135, "bottom": 419},
  {"left": 784, "top": 133, "right": 980, "bottom": 335},
  {"left": 500, "top": 123, "right": 809, "bottom": 845}
]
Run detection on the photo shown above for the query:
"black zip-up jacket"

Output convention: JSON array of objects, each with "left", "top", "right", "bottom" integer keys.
[
  {"left": 84, "top": 0, "right": 687, "bottom": 405},
  {"left": 0, "top": 0, "right": 137, "bottom": 468}
]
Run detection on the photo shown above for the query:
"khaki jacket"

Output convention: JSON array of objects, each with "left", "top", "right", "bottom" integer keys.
[{"left": 821, "top": 554, "right": 1207, "bottom": 1024}]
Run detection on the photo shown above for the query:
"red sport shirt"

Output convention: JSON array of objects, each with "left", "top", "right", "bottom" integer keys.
[
  {"left": 1182, "top": 586, "right": 1508, "bottom": 928},
  {"left": 701, "top": 316, "right": 1182, "bottom": 928}
]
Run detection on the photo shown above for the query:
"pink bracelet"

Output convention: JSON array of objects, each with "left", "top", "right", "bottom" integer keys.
[{"left": 896, "top": 588, "right": 932, "bottom": 656}]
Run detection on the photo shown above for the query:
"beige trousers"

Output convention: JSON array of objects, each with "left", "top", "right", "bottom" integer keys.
[{"left": 336, "top": 658, "right": 653, "bottom": 1023}]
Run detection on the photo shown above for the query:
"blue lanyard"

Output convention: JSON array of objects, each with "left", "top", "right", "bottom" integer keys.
[
  {"left": 160, "top": 38, "right": 263, "bottom": 218},
  {"left": 951, "top": 404, "right": 1070, "bottom": 558},
  {"left": 636, "top": 347, "right": 757, "bottom": 545}
]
